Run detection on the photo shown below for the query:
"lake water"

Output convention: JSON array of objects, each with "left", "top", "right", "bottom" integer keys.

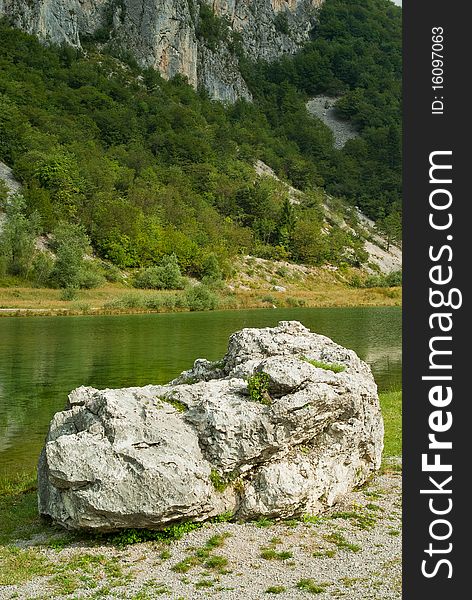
[{"left": 0, "top": 307, "right": 401, "bottom": 473}]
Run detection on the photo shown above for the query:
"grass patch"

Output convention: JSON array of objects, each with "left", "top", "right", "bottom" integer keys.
[
  {"left": 282, "top": 518, "right": 299, "bottom": 528},
  {"left": 260, "top": 548, "right": 293, "bottom": 560},
  {"left": 171, "top": 534, "right": 230, "bottom": 574},
  {"left": 313, "top": 549, "right": 336, "bottom": 558},
  {"left": 210, "top": 469, "right": 228, "bottom": 492},
  {"left": 50, "top": 553, "right": 128, "bottom": 595},
  {"left": 323, "top": 532, "right": 361, "bottom": 553},
  {"left": 205, "top": 533, "right": 231, "bottom": 549},
  {"left": 132, "top": 581, "right": 171, "bottom": 598},
  {"left": 266, "top": 585, "right": 287, "bottom": 594},
  {"left": 379, "top": 390, "right": 402, "bottom": 457},
  {"left": 253, "top": 517, "right": 274, "bottom": 528},
  {"left": 329, "top": 510, "right": 377, "bottom": 530},
  {"left": 109, "top": 521, "right": 202, "bottom": 546},
  {"left": 0, "top": 471, "right": 49, "bottom": 545},
  {"left": 301, "top": 357, "right": 346, "bottom": 373},
  {"left": 296, "top": 578, "right": 330, "bottom": 594},
  {"left": 196, "top": 578, "right": 214, "bottom": 588},
  {"left": 301, "top": 514, "right": 321, "bottom": 525},
  {"left": 204, "top": 554, "right": 228, "bottom": 571},
  {"left": 0, "top": 546, "right": 52, "bottom": 585}
]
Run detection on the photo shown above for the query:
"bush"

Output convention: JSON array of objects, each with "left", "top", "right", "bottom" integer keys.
[
  {"left": 101, "top": 262, "right": 123, "bottom": 283},
  {"left": 60, "top": 287, "right": 78, "bottom": 301},
  {"left": 0, "top": 195, "right": 40, "bottom": 278},
  {"left": 353, "top": 270, "right": 402, "bottom": 288},
  {"left": 385, "top": 270, "right": 402, "bottom": 286},
  {"left": 79, "top": 261, "right": 106, "bottom": 289},
  {"left": 201, "top": 253, "right": 222, "bottom": 282},
  {"left": 184, "top": 284, "right": 219, "bottom": 311},
  {"left": 30, "top": 252, "right": 54, "bottom": 286},
  {"left": 285, "top": 296, "right": 306, "bottom": 307},
  {"left": 133, "top": 254, "right": 184, "bottom": 290},
  {"left": 50, "top": 222, "right": 90, "bottom": 289},
  {"left": 274, "top": 12, "right": 290, "bottom": 35}
]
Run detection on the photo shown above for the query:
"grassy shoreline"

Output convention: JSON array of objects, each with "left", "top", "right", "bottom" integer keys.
[
  {"left": 0, "top": 391, "right": 401, "bottom": 597},
  {"left": 0, "top": 283, "right": 401, "bottom": 318}
]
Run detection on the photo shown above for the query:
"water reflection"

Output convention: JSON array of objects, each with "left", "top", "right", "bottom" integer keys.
[{"left": 0, "top": 307, "right": 401, "bottom": 472}]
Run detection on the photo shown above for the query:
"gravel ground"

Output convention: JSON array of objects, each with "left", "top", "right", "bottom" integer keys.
[
  {"left": 306, "top": 97, "right": 358, "bottom": 149},
  {"left": 1, "top": 466, "right": 401, "bottom": 600}
]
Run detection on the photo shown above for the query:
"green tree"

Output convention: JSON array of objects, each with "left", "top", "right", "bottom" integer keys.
[
  {"left": 50, "top": 222, "right": 90, "bottom": 289},
  {"left": 0, "top": 195, "right": 40, "bottom": 277},
  {"left": 378, "top": 210, "right": 402, "bottom": 251},
  {"left": 133, "top": 254, "right": 184, "bottom": 289}
]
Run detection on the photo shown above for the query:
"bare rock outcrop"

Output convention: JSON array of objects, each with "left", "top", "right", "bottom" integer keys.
[
  {"left": 38, "top": 320, "right": 383, "bottom": 531},
  {"left": 0, "top": 0, "right": 323, "bottom": 102}
]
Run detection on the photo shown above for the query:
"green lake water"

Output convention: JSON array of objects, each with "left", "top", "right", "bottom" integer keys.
[{"left": 0, "top": 307, "right": 401, "bottom": 474}]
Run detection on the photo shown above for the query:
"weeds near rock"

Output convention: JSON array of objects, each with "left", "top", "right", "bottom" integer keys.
[
  {"left": 171, "top": 533, "right": 231, "bottom": 574},
  {"left": 329, "top": 509, "right": 377, "bottom": 530}
]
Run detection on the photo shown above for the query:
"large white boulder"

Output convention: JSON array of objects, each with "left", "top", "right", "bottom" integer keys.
[{"left": 38, "top": 321, "right": 384, "bottom": 531}]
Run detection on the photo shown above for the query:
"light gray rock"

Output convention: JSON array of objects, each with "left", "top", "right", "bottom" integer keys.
[
  {"left": 38, "top": 320, "right": 384, "bottom": 531},
  {"left": 0, "top": 0, "right": 324, "bottom": 102}
]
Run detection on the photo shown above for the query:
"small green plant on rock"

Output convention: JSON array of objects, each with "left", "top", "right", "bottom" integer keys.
[
  {"left": 159, "top": 396, "right": 187, "bottom": 413},
  {"left": 300, "top": 356, "right": 346, "bottom": 373},
  {"left": 247, "top": 372, "right": 271, "bottom": 405}
]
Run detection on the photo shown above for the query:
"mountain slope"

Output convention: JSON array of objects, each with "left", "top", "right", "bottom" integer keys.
[
  {"left": 0, "top": 0, "right": 323, "bottom": 102},
  {"left": 0, "top": 0, "right": 401, "bottom": 290}
]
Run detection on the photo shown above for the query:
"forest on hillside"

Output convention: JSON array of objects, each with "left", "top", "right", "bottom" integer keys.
[{"left": 0, "top": 0, "right": 401, "bottom": 290}]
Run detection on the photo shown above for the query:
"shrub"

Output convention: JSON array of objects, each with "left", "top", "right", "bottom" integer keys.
[
  {"left": 184, "top": 284, "right": 218, "bottom": 311},
  {"left": 101, "top": 262, "right": 123, "bottom": 283},
  {"left": 274, "top": 12, "right": 289, "bottom": 35},
  {"left": 386, "top": 270, "right": 402, "bottom": 286},
  {"left": 79, "top": 262, "right": 106, "bottom": 289},
  {"left": 143, "top": 295, "right": 164, "bottom": 310},
  {"left": 50, "top": 222, "right": 90, "bottom": 289},
  {"left": 30, "top": 252, "right": 54, "bottom": 286},
  {"left": 350, "top": 270, "right": 402, "bottom": 289},
  {"left": 285, "top": 296, "right": 306, "bottom": 307},
  {"left": 0, "top": 195, "right": 40, "bottom": 278},
  {"left": 133, "top": 254, "right": 184, "bottom": 290},
  {"left": 196, "top": 4, "right": 229, "bottom": 50},
  {"left": 201, "top": 253, "right": 222, "bottom": 281},
  {"left": 60, "top": 287, "right": 78, "bottom": 301}
]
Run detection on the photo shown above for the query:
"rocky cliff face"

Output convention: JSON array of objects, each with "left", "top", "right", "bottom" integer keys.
[{"left": 0, "top": 0, "right": 323, "bottom": 102}]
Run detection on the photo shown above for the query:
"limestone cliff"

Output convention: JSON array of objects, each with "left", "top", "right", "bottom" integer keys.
[{"left": 0, "top": 0, "right": 323, "bottom": 102}]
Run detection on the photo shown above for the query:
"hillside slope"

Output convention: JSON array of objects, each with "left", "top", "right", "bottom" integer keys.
[{"left": 0, "top": 0, "right": 401, "bottom": 297}]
